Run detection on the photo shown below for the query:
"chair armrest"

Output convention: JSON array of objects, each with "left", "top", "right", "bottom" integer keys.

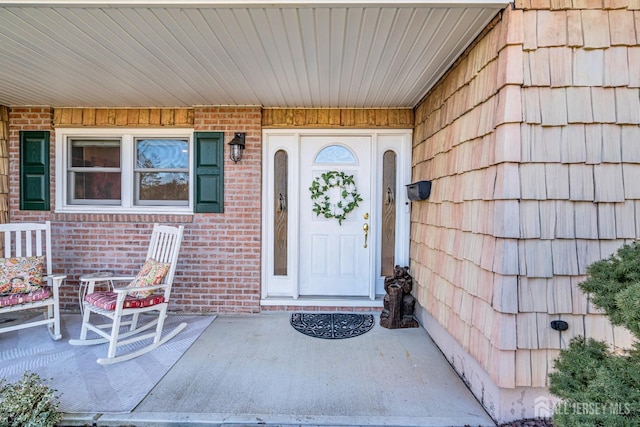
[
  {"left": 45, "top": 274, "right": 67, "bottom": 289},
  {"left": 113, "top": 283, "right": 169, "bottom": 294},
  {"left": 81, "top": 275, "right": 134, "bottom": 283},
  {"left": 81, "top": 275, "right": 133, "bottom": 295}
]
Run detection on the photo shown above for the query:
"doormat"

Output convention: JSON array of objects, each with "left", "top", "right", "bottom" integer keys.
[{"left": 290, "top": 313, "right": 375, "bottom": 339}]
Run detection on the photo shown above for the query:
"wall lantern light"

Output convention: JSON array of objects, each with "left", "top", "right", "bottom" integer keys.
[
  {"left": 550, "top": 320, "right": 569, "bottom": 331},
  {"left": 228, "top": 132, "right": 246, "bottom": 163}
]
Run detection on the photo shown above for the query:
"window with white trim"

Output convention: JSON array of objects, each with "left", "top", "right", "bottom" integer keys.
[{"left": 56, "top": 128, "right": 194, "bottom": 213}]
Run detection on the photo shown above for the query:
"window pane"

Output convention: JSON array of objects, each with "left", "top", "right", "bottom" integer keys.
[
  {"left": 70, "top": 139, "right": 120, "bottom": 168},
  {"left": 72, "top": 172, "right": 121, "bottom": 201},
  {"left": 274, "top": 150, "right": 288, "bottom": 276},
  {"left": 68, "top": 139, "right": 121, "bottom": 205},
  {"left": 315, "top": 145, "right": 356, "bottom": 164},
  {"left": 138, "top": 172, "right": 188, "bottom": 201},
  {"left": 381, "top": 150, "right": 397, "bottom": 277},
  {"left": 136, "top": 139, "right": 188, "bottom": 169}
]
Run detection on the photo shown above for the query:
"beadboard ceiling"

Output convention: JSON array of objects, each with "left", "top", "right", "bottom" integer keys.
[{"left": 0, "top": 1, "right": 506, "bottom": 108}]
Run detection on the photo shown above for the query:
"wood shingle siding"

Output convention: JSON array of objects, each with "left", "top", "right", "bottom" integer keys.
[
  {"left": 604, "top": 47, "right": 630, "bottom": 86},
  {"left": 539, "top": 88, "right": 568, "bottom": 125},
  {"left": 623, "top": 164, "right": 640, "bottom": 197},
  {"left": 573, "top": 49, "right": 604, "bottom": 85},
  {"left": 594, "top": 164, "right": 625, "bottom": 201},
  {"left": 615, "top": 201, "right": 637, "bottom": 237},
  {"left": 629, "top": 47, "right": 640, "bottom": 85},
  {"left": 582, "top": 10, "right": 612, "bottom": 47},
  {"left": 544, "top": 164, "right": 570, "bottom": 198},
  {"left": 590, "top": 89, "right": 617, "bottom": 122},
  {"left": 621, "top": 125, "right": 640, "bottom": 161},
  {"left": 537, "top": 10, "right": 568, "bottom": 46},
  {"left": 569, "top": 164, "right": 595, "bottom": 200},
  {"left": 574, "top": 202, "right": 599, "bottom": 238},
  {"left": 549, "top": 47, "right": 573, "bottom": 87},
  {"left": 53, "top": 108, "right": 194, "bottom": 127},
  {"left": 615, "top": 88, "right": 640, "bottom": 123},
  {"left": 597, "top": 204, "right": 618, "bottom": 238},
  {"left": 412, "top": 1, "right": 640, "bottom": 397},
  {"left": 552, "top": 278, "right": 578, "bottom": 315},
  {"left": 566, "top": 89, "right": 593, "bottom": 123},
  {"left": 261, "top": 108, "right": 414, "bottom": 128}
]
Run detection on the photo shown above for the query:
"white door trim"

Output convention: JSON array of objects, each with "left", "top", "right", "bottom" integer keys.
[{"left": 261, "top": 128, "right": 412, "bottom": 307}]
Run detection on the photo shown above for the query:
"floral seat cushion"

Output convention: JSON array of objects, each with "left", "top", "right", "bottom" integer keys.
[
  {"left": 85, "top": 291, "right": 165, "bottom": 311},
  {"left": 0, "top": 286, "right": 52, "bottom": 307}
]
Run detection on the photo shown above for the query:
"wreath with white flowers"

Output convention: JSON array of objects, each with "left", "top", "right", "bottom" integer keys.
[{"left": 309, "top": 170, "right": 363, "bottom": 225}]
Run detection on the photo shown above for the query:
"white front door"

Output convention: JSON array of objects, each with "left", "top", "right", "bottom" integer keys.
[
  {"left": 261, "top": 129, "right": 412, "bottom": 305},
  {"left": 299, "top": 136, "right": 372, "bottom": 297}
]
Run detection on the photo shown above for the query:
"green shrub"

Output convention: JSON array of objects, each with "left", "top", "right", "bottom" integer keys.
[
  {"left": 0, "top": 371, "right": 62, "bottom": 427},
  {"left": 579, "top": 242, "right": 640, "bottom": 338},
  {"left": 548, "top": 242, "right": 640, "bottom": 427}
]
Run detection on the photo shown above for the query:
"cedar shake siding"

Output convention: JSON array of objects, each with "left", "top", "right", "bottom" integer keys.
[
  {"left": 262, "top": 108, "right": 414, "bottom": 128},
  {"left": 411, "top": 1, "right": 639, "bottom": 422}
]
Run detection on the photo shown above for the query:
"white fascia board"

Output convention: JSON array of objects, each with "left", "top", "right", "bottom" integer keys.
[{"left": 0, "top": 1, "right": 509, "bottom": 7}]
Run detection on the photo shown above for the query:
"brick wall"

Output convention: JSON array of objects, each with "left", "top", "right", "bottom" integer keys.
[
  {"left": 411, "top": 1, "right": 640, "bottom": 422},
  {"left": 8, "top": 107, "right": 55, "bottom": 221},
  {"left": 190, "top": 107, "right": 262, "bottom": 313},
  {"left": 9, "top": 107, "right": 262, "bottom": 314},
  {"left": 0, "top": 107, "right": 8, "bottom": 224}
]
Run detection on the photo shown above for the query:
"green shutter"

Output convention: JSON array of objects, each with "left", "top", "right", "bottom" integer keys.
[
  {"left": 19, "top": 131, "right": 50, "bottom": 211},
  {"left": 194, "top": 132, "right": 224, "bottom": 213}
]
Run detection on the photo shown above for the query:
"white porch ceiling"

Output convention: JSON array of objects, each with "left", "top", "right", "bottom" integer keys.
[{"left": 0, "top": 1, "right": 506, "bottom": 108}]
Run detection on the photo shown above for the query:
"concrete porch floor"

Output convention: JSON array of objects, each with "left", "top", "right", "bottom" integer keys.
[{"left": 65, "top": 313, "right": 496, "bottom": 427}]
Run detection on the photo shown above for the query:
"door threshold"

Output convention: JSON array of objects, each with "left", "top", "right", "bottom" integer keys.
[{"left": 261, "top": 296, "right": 384, "bottom": 308}]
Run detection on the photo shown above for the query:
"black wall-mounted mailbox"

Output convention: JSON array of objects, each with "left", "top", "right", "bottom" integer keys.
[{"left": 406, "top": 180, "right": 432, "bottom": 201}]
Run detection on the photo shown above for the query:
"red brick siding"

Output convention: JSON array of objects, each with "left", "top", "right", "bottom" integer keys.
[
  {"left": 8, "top": 106, "right": 262, "bottom": 314},
  {"left": 0, "top": 106, "right": 8, "bottom": 224},
  {"left": 8, "top": 107, "right": 54, "bottom": 220}
]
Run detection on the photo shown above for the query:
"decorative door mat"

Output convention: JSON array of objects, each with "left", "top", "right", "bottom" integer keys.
[{"left": 290, "top": 313, "right": 375, "bottom": 339}]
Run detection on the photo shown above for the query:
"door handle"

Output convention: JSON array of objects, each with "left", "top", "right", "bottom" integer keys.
[
  {"left": 363, "top": 223, "right": 369, "bottom": 248},
  {"left": 278, "top": 193, "right": 286, "bottom": 212}
]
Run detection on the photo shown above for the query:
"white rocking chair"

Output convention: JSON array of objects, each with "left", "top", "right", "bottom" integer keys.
[
  {"left": 70, "top": 223, "right": 185, "bottom": 364},
  {"left": 0, "top": 221, "right": 65, "bottom": 340}
]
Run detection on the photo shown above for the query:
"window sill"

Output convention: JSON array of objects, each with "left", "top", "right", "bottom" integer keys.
[
  {"left": 54, "top": 206, "right": 193, "bottom": 215},
  {"left": 51, "top": 209, "right": 195, "bottom": 224}
]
